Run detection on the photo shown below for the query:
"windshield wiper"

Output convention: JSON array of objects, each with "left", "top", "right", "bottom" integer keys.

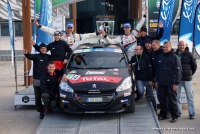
[{"left": 119, "top": 57, "right": 125, "bottom": 63}]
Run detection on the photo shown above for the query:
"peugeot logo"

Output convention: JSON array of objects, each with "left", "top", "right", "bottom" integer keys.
[{"left": 92, "top": 84, "right": 96, "bottom": 88}]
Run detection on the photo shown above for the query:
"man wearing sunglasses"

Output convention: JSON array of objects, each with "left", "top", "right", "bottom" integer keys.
[
  {"left": 34, "top": 20, "right": 97, "bottom": 50},
  {"left": 31, "top": 31, "right": 72, "bottom": 69}
]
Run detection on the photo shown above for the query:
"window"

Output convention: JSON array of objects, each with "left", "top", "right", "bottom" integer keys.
[{"left": 1, "top": 23, "right": 9, "bottom": 36}]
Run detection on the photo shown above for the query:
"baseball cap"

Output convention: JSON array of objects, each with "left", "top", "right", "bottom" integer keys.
[
  {"left": 140, "top": 26, "right": 147, "bottom": 32},
  {"left": 124, "top": 23, "right": 131, "bottom": 28},
  {"left": 39, "top": 42, "right": 47, "bottom": 49},
  {"left": 66, "top": 23, "right": 74, "bottom": 28},
  {"left": 145, "top": 38, "right": 152, "bottom": 44},
  {"left": 54, "top": 31, "right": 61, "bottom": 36}
]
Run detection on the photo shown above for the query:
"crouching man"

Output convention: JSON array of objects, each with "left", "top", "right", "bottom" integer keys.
[{"left": 40, "top": 61, "right": 67, "bottom": 114}]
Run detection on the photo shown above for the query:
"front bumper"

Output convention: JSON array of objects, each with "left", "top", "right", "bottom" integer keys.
[{"left": 59, "top": 88, "right": 133, "bottom": 114}]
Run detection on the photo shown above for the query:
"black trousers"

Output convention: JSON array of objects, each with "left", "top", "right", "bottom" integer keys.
[
  {"left": 33, "top": 85, "right": 43, "bottom": 112},
  {"left": 159, "top": 85, "right": 178, "bottom": 119},
  {"left": 41, "top": 93, "right": 58, "bottom": 109}
]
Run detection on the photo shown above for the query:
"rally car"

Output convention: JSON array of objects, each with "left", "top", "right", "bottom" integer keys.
[{"left": 59, "top": 43, "right": 135, "bottom": 113}]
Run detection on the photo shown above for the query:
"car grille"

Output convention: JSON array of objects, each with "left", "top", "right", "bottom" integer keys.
[{"left": 75, "top": 92, "right": 114, "bottom": 108}]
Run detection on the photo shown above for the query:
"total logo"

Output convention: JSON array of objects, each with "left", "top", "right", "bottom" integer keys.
[
  {"left": 86, "top": 71, "right": 105, "bottom": 75},
  {"left": 183, "top": 0, "right": 197, "bottom": 23}
]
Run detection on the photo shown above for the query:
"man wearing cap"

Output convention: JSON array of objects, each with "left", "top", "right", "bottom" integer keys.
[
  {"left": 34, "top": 20, "right": 97, "bottom": 50},
  {"left": 31, "top": 31, "right": 72, "bottom": 69},
  {"left": 24, "top": 43, "right": 50, "bottom": 119},
  {"left": 137, "top": 21, "right": 164, "bottom": 49},
  {"left": 101, "top": 7, "right": 148, "bottom": 60}
]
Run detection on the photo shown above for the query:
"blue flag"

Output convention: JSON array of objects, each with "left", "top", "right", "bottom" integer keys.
[
  {"left": 194, "top": 3, "right": 200, "bottom": 56},
  {"left": 7, "top": 0, "right": 14, "bottom": 65},
  {"left": 179, "top": 0, "right": 198, "bottom": 52},
  {"left": 158, "top": 0, "right": 176, "bottom": 45},
  {"left": 33, "top": 0, "right": 37, "bottom": 42},
  {"left": 36, "top": 0, "right": 52, "bottom": 45}
]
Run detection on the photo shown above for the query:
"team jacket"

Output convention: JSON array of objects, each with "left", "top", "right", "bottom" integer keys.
[
  {"left": 136, "top": 28, "right": 164, "bottom": 48},
  {"left": 175, "top": 47, "right": 197, "bottom": 81},
  {"left": 39, "top": 25, "right": 96, "bottom": 50},
  {"left": 104, "top": 15, "right": 146, "bottom": 60},
  {"left": 130, "top": 53, "right": 153, "bottom": 81},
  {"left": 155, "top": 50, "right": 182, "bottom": 86},
  {"left": 40, "top": 69, "right": 65, "bottom": 98},
  {"left": 24, "top": 53, "right": 50, "bottom": 79},
  {"left": 34, "top": 40, "right": 72, "bottom": 61}
]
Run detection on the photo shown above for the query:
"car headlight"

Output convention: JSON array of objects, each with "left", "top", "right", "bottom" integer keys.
[
  {"left": 59, "top": 81, "right": 74, "bottom": 93},
  {"left": 116, "top": 77, "right": 132, "bottom": 92}
]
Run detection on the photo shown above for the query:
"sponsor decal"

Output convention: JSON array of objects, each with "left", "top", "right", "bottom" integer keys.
[
  {"left": 86, "top": 71, "right": 105, "bottom": 75},
  {"left": 74, "top": 50, "right": 82, "bottom": 53},
  {"left": 114, "top": 49, "right": 122, "bottom": 53},
  {"left": 121, "top": 99, "right": 128, "bottom": 103},
  {"left": 22, "top": 95, "right": 29, "bottom": 103},
  {"left": 62, "top": 100, "right": 69, "bottom": 104},
  {"left": 69, "top": 70, "right": 77, "bottom": 74},
  {"left": 113, "top": 72, "right": 118, "bottom": 75},
  {"left": 124, "top": 92, "right": 131, "bottom": 97},
  {"left": 67, "top": 74, "right": 81, "bottom": 80},
  {"left": 113, "top": 69, "right": 118, "bottom": 71},
  {"left": 67, "top": 76, "right": 122, "bottom": 84},
  {"left": 108, "top": 69, "right": 113, "bottom": 71},
  {"left": 94, "top": 48, "right": 104, "bottom": 51},
  {"left": 92, "top": 84, "right": 97, "bottom": 88},
  {"left": 85, "top": 111, "right": 105, "bottom": 113},
  {"left": 60, "top": 93, "right": 66, "bottom": 98}
]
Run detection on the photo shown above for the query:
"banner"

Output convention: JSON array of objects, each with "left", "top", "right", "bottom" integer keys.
[
  {"left": 7, "top": 0, "right": 14, "bottom": 65},
  {"left": 194, "top": 3, "right": 200, "bottom": 56},
  {"left": 148, "top": 0, "right": 180, "bottom": 37},
  {"left": 36, "top": 0, "right": 52, "bottom": 45},
  {"left": 179, "top": 0, "right": 198, "bottom": 52},
  {"left": 158, "top": 0, "right": 176, "bottom": 45}
]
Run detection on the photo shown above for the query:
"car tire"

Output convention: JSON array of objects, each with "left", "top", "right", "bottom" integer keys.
[{"left": 125, "top": 95, "right": 135, "bottom": 113}]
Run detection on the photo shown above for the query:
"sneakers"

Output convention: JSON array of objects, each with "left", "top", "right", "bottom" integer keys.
[
  {"left": 189, "top": 115, "right": 195, "bottom": 119},
  {"left": 158, "top": 116, "right": 166, "bottom": 120},
  {"left": 170, "top": 118, "right": 178, "bottom": 123},
  {"left": 39, "top": 111, "right": 44, "bottom": 119}
]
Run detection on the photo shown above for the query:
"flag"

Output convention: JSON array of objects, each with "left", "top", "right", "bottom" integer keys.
[
  {"left": 178, "top": 0, "right": 198, "bottom": 52},
  {"left": 158, "top": 0, "right": 176, "bottom": 45},
  {"left": 194, "top": 3, "right": 200, "bottom": 56},
  {"left": 36, "top": 0, "right": 52, "bottom": 45},
  {"left": 7, "top": 0, "right": 14, "bottom": 65}
]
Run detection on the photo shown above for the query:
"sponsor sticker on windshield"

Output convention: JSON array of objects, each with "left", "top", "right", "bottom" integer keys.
[
  {"left": 67, "top": 74, "right": 81, "bottom": 80},
  {"left": 69, "top": 70, "right": 77, "bottom": 74},
  {"left": 114, "top": 49, "right": 122, "bottom": 53},
  {"left": 74, "top": 50, "right": 82, "bottom": 53},
  {"left": 86, "top": 71, "right": 105, "bottom": 75}
]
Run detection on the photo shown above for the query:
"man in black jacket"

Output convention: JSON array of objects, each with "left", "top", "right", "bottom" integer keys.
[
  {"left": 30, "top": 31, "right": 72, "bottom": 69},
  {"left": 144, "top": 38, "right": 153, "bottom": 58},
  {"left": 24, "top": 43, "right": 50, "bottom": 119},
  {"left": 40, "top": 61, "right": 67, "bottom": 113},
  {"left": 130, "top": 45, "right": 156, "bottom": 111},
  {"left": 155, "top": 41, "right": 182, "bottom": 123},
  {"left": 137, "top": 21, "right": 164, "bottom": 50},
  {"left": 175, "top": 41, "right": 197, "bottom": 119}
]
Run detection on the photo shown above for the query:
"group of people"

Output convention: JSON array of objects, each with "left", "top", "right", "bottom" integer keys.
[{"left": 24, "top": 7, "right": 196, "bottom": 124}]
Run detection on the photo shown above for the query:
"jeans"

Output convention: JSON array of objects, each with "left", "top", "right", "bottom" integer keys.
[
  {"left": 177, "top": 81, "right": 195, "bottom": 116},
  {"left": 41, "top": 93, "right": 58, "bottom": 109},
  {"left": 136, "top": 80, "right": 157, "bottom": 111},
  {"left": 159, "top": 85, "right": 178, "bottom": 119}
]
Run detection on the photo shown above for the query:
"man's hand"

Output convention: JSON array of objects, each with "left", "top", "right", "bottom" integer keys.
[
  {"left": 63, "top": 59, "right": 68, "bottom": 64},
  {"left": 155, "top": 82, "right": 159, "bottom": 88},
  {"left": 34, "top": 19, "right": 40, "bottom": 27},
  {"left": 149, "top": 81, "right": 153, "bottom": 86},
  {"left": 62, "top": 74, "right": 68, "bottom": 82},
  {"left": 30, "top": 39, "right": 36, "bottom": 46},
  {"left": 173, "top": 85, "right": 178, "bottom": 91},
  {"left": 144, "top": 6, "right": 148, "bottom": 15},
  {"left": 158, "top": 21, "right": 163, "bottom": 28},
  {"left": 23, "top": 49, "right": 28, "bottom": 54}
]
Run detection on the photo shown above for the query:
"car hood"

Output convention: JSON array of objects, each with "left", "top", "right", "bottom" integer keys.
[{"left": 66, "top": 68, "right": 130, "bottom": 92}]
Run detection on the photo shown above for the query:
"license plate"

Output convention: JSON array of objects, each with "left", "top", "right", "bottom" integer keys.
[{"left": 86, "top": 97, "right": 103, "bottom": 102}]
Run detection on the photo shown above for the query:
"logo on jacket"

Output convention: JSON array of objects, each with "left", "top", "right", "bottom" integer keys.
[
  {"left": 92, "top": 84, "right": 96, "bottom": 88},
  {"left": 22, "top": 95, "right": 29, "bottom": 103}
]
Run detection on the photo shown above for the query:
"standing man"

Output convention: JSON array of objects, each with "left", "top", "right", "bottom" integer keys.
[
  {"left": 34, "top": 20, "right": 97, "bottom": 50},
  {"left": 175, "top": 41, "right": 197, "bottom": 119},
  {"left": 137, "top": 22, "right": 164, "bottom": 49},
  {"left": 129, "top": 45, "right": 156, "bottom": 112},
  {"left": 100, "top": 7, "right": 148, "bottom": 60},
  {"left": 31, "top": 31, "right": 72, "bottom": 69},
  {"left": 24, "top": 43, "right": 50, "bottom": 119},
  {"left": 155, "top": 41, "right": 182, "bottom": 123},
  {"left": 144, "top": 39, "right": 153, "bottom": 57}
]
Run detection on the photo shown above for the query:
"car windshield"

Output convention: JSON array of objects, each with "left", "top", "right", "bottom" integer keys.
[{"left": 68, "top": 51, "right": 127, "bottom": 69}]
